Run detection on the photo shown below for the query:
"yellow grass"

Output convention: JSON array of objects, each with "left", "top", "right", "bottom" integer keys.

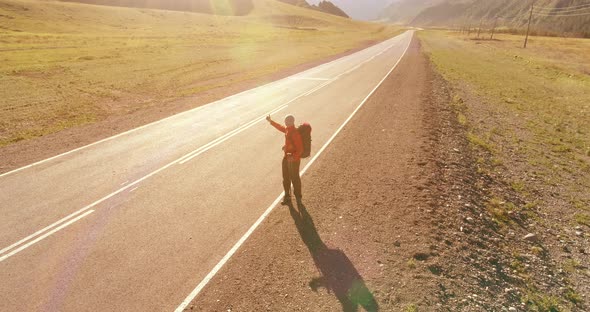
[
  {"left": 420, "top": 30, "right": 590, "bottom": 229},
  {"left": 0, "top": 0, "right": 402, "bottom": 146},
  {"left": 420, "top": 29, "right": 590, "bottom": 312}
]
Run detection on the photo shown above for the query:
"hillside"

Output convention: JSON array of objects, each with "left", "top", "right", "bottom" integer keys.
[
  {"left": 56, "top": 0, "right": 254, "bottom": 15},
  {"left": 0, "top": 0, "right": 401, "bottom": 164},
  {"left": 381, "top": 0, "right": 590, "bottom": 37},
  {"left": 58, "top": 0, "right": 348, "bottom": 17},
  {"left": 308, "top": 0, "right": 393, "bottom": 20},
  {"left": 379, "top": 0, "right": 446, "bottom": 24},
  {"left": 278, "top": 0, "right": 349, "bottom": 18}
]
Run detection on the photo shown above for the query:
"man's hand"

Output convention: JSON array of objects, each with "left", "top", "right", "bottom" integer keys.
[{"left": 266, "top": 115, "right": 271, "bottom": 123}]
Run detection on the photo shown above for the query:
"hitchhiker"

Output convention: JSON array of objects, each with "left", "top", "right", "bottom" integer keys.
[{"left": 266, "top": 114, "right": 303, "bottom": 206}]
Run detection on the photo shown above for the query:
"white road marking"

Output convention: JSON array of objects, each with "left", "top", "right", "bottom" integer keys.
[
  {"left": 0, "top": 105, "right": 287, "bottom": 260},
  {"left": 301, "top": 80, "right": 334, "bottom": 97},
  {"left": 0, "top": 38, "right": 398, "bottom": 179},
  {"left": 174, "top": 31, "right": 414, "bottom": 312},
  {"left": 0, "top": 210, "right": 95, "bottom": 263},
  {"left": 129, "top": 187, "right": 139, "bottom": 193},
  {"left": 121, "top": 181, "right": 129, "bottom": 186},
  {"left": 288, "top": 77, "right": 331, "bottom": 81},
  {"left": 177, "top": 105, "right": 288, "bottom": 165},
  {"left": 336, "top": 40, "right": 402, "bottom": 80}
]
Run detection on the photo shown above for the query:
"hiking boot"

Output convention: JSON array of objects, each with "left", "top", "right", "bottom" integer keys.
[
  {"left": 281, "top": 196, "right": 291, "bottom": 206},
  {"left": 295, "top": 197, "right": 303, "bottom": 206}
]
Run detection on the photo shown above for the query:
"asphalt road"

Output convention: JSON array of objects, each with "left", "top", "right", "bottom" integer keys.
[{"left": 0, "top": 30, "right": 413, "bottom": 311}]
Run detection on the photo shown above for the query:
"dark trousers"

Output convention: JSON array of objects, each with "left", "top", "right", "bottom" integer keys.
[{"left": 282, "top": 157, "right": 302, "bottom": 199}]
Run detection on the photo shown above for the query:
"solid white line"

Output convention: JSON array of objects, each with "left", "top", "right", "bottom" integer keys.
[
  {"left": 174, "top": 31, "right": 414, "bottom": 312},
  {"left": 0, "top": 32, "right": 408, "bottom": 262},
  {"left": 176, "top": 105, "right": 288, "bottom": 164},
  {"left": 178, "top": 105, "right": 288, "bottom": 164},
  {"left": 302, "top": 40, "right": 411, "bottom": 176},
  {"left": 300, "top": 80, "right": 333, "bottom": 97},
  {"left": 0, "top": 208, "right": 89, "bottom": 256},
  {"left": 0, "top": 105, "right": 288, "bottom": 259},
  {"left": 0, "top": 210, "right": 95, "bottom": 263},
  {"left": 288, "top": 77, "right": 331, "bottom": 81},
  {"left": 0, "top": 35, "right": 406, "bottom": 179},
  {"left": 174, "top": 195, "right": 284, "bottom": 312},
  {"left": 0, "top": 40, "right": 386, "bottom": 259},
  {"left": 335, "top": 38, "right": 404, "bottom": 80},
  {"left": 0, "top": 105, "right": 204, "bottom": 179}
]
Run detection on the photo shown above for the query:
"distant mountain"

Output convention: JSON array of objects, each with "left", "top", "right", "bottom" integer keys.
[
  {"left": 379, "top": 0, "right": 446, "bottom": 24},
  {"left": 315, "top": 1, "right": 349, "bottom": 17},
  {"left": 307, "top": 0, "right": 394, "bottom": 20},
  {"left": 58, "top": 0, "right": 254, "bottom": 15},
  {"left": 380, "top": 0, "right": 590, "bottom": 37},
  {"left": 279, "top": 0, "right": 349, "bottom": 18}
]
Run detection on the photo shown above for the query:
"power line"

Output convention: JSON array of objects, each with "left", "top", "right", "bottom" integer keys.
[
  {"left": 534, "top": 5, "right": 590, "bottom": 12},
  {"left": 534, "top": 2, "right": 590, "bottom": 10},
  {"left": 534, "top": 6, "right": 590, "bottom": 14},
  {"left": 532, "top": 2, "right": 590, "bottom": 16},
  {"left": 534, "top": 8, "right": 590, "bottom": 15},
  {"left": 533, "top": 11, "right": 590, "bottom": 17}
]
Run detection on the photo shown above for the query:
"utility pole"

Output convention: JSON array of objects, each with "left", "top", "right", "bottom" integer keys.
[
  {"left": 477, "top": 19, "right": 483, "bottom": 38},
  {"left": 490, "top": 17, "right": 498, "bottom": 40},
  {"left": 466, "top": 4, "right": 474, "bottom": 37},
  {"left": 524, "top": 0, "right": 536, "bottom": 48}
]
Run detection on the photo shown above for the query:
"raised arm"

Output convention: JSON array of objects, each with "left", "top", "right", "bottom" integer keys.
[{"left": 267, "top": 116, "right": 286, "bottom": 133}]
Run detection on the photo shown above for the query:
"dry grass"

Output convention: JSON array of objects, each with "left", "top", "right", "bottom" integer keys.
[
  {"left": 0, "top": 0, "right": 402, "bottom": 146},
  {"left": 419, "top": 30, "right": 590, "bottom": 310},
  {"left": 419, "top": 31, "right": 590, "bottom": 195}
]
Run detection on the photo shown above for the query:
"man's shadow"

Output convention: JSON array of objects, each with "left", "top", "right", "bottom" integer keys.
[{"left": 288, "top": 203, "right": 379, "bottom": 312}]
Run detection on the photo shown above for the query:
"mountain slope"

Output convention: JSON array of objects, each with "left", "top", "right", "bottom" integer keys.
[
  {"left": 381, "top": 0, "right": 590, "bottom": 37},
  {"left": 279, "top": 0, "right": 349, "bottom": 18},
  {"left": 308, "top": 0, "right": 393, "bottom": 20},
  {"left": 379, "top": 0, "right": 446, "bottom": 24},
  {"left": 57, "top": 0, "right": 255, "bottom": 15}
]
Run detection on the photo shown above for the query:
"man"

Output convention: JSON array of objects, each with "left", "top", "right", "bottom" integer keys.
[{"left": 266, "top": 114, "right": 303, "bottom": 206}]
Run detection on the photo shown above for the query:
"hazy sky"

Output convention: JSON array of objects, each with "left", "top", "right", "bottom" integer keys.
[{"left": 306, "top": 0, "right": 396, "bottom": 20}]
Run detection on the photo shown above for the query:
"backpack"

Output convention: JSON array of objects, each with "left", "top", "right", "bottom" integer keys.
[{"left": 297, "top": 123, "right": 312, "bottom": 159}]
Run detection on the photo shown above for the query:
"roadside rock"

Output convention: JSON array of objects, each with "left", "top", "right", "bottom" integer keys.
[{"left": 524, "top": 233, "right": 537, "bottom": 242}]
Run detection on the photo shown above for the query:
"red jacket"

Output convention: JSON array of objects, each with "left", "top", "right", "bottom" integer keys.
[{"left": 270, "top": 120, "right": 303, "bottom": 162}]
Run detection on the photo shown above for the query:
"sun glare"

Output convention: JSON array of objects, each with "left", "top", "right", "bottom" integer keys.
[{"left": 210, "top": 0, "right": 234, "bottom": 16}]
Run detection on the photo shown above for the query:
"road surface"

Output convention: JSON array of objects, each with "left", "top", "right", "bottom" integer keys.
[{"left": 0, "top": 30, "right": 413, "bottom": 311}]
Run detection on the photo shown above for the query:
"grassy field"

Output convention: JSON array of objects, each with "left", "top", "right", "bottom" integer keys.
[
  {"left": 419, "top": 31, "right": 589, "bottom": 310},
  {"left": 0, "top": 0, "right": 401, "bottom": 147}
]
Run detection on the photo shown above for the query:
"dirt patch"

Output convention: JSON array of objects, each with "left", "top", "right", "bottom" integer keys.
[{"left": 0, "top": 39, "right": 382, "bottom": 174}]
